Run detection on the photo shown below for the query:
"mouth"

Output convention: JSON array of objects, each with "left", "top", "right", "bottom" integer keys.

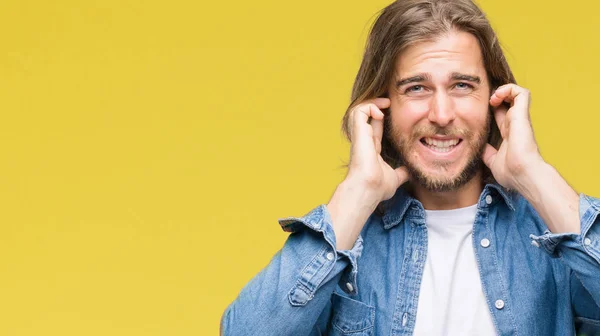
[{"left": 419, "top": 137, "right": 463, "bottom": 154}]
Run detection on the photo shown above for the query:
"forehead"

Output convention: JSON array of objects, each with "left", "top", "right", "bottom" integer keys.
[{"left": 394, "top": 30, "right": 486, "bottom": 79}]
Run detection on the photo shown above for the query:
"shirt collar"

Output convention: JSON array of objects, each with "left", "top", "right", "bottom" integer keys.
[{"left": 381, "top": 183, "right": 517, "bottom": 230}]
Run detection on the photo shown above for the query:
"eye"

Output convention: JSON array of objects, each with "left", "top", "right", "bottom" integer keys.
[
  {"left": 454, "top": 82, "right": 474, "bottom": 90},
  {"left": 405, "top": 85, "right": 424, "bottom": 93}
]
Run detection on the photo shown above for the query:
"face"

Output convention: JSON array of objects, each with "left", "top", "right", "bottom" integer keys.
[{"left": 387, "top": 30, "right": 491, "bottom": 192}]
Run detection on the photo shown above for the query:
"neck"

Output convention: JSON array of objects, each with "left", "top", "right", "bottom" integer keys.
[{"left": 411, "top": 170, "right": 484, "bottom": 210}]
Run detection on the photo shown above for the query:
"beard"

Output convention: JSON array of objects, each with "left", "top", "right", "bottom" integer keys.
[{"left": 387, "top": 116, "right": 490, "bottom": 192}]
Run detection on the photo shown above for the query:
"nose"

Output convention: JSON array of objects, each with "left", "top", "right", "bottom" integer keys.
[{"left": 428, "top": 91, "right": 455, "bottom": 127}]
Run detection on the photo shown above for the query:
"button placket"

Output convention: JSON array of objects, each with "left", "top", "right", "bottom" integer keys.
[
  {"left": 471, "top": 194, "right": 517, "bottom": 335},
  {"left": 390, "top": 220, "right": 428, "bottom": 335}
]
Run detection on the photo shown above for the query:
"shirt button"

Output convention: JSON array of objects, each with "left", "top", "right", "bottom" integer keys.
[
  {"left": 495, "top": 299, "right": 505, "bottom": 310},
  {"left": 326, "top": 252, "right": 334, "bottom": 261},
  {"left": 346, "top": 282, "right": 354, "bottom": 292},
  {"left": 480, "top": 238, "right": 491, "bottom": 248},
  {"left": 485, "top": 195, "right": 493, "bottom": 205},
  {"left": 413, "top": 250, "right": 419, "bottom": 263},
  {"left": 531, "top": 240, "right": 540, "bottom": 248},
  {"left": 584, "top": 238, "right": 592, "bottom": 246}
]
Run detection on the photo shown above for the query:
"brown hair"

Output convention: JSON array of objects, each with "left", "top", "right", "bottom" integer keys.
[{"left": 342, "top": 0, "right": 515, "bottom": 175}]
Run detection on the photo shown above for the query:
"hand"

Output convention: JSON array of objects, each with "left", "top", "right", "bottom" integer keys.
[
  {"left": 327, "top": 98, "right": 409, "bottom": 249},
  {"left": 483, "top": 84, "right": 545, "bottom": 192},
  {"left": 345, "top": 98, "right": 409, "bottom": 202}
]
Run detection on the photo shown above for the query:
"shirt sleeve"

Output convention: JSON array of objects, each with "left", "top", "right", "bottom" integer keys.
[
  {"left": 220, "top": 204, "right": 364, "bottom": 336},
  {"left": 529, "top": 194, "right": 600, "bottom": 309}
]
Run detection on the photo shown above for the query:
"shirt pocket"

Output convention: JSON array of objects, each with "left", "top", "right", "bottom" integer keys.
[{"left": 329, "top": 292, "right": 375, "bottom": 336}]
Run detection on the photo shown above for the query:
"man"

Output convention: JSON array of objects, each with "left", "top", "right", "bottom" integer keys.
[{"left": 221, "top": 0, "right": 600, "bottom": 335}]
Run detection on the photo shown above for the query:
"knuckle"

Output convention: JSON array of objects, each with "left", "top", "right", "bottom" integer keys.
[{"left": 354, "top": 104, "right": 371, "bottom": 118}]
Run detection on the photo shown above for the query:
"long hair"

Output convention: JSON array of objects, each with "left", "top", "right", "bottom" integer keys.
[{"left": 341, "top": 0, "right": 516, "bottom": 198}]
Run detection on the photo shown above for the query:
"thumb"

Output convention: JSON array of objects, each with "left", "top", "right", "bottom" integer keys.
[
  {"left": 482, "top": 144, "right": 497, "bottom": 169},
  {"left": 394, "top": 166, "right": 410, "bottom": 186}
]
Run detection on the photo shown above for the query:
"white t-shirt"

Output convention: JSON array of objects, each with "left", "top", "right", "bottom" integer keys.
[{"left": 413, "top": 204, "right": 497, "bottom": 336}]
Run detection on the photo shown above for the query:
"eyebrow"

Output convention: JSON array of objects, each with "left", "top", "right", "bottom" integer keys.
[
  {"left": 395, "top": 73, "right": 431, "bottom": 87},
  {"left": 450, "top": 72, "right": 481, "bottom": 84},
  {"left": 395, "top": 72, "right": 481, "bottom": 87}
]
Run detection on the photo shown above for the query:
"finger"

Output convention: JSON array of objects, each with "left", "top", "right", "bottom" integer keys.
[
  {"left": 492, "top": 104, "right": 508, "bottom": 139},
  {"left": 349, "top": 104, "right": 370, "bottom": 142},
  {"left": 350, "top": 101, "right": 386, "bottom": 142},
  {"left": 394, "top": 166, "right": 410, "bottom": 186},
  {"left": 482, "top": 143, "right": 498, "bottom": 169},
  {"left": 372, "top": 97, "right": 391, "bottom": 109},
  {"left": 490, "top": 84, "right": 531, "bottom": 119},
  {"left": 489, "top": 84, "right": 518, "bottom": 106},
  {"left": 370, "top": 107, "right": 384, "bottom": 154}
]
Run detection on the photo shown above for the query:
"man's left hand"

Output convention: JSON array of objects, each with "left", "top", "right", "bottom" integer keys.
[{"left": 482, "top": 83, "right": 545, "bottom": 192}]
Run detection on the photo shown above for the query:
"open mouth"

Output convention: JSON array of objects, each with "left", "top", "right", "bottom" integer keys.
[{"left": 419, "top": 137, "right": 463, "bottom": 153}]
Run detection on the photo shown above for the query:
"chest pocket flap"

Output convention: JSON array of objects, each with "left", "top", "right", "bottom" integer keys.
[{"left": 329, "top": 292, "right": 375, "bottom": 336}]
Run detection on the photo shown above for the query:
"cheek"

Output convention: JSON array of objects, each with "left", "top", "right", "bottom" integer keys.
[
  {"left": 390, "top": 100, "right": 429, "bottom": 130},
  {"left": 454, "top": 98, "right": 489, "bottom": 129}
]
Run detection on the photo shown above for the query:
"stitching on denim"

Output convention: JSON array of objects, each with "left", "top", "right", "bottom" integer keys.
[
  {"left": 475, "top": 208, "right": 502, "bottom": 335},
  {"left": 576, "top": 199, "right": 600, "bottom": 265},
  {"left": 585, "top": 194, "right": 600, "bottom": 212},
  {"left": 288, "top": 283, "right": 313, "bottom": 306},
  {"left": 331, "top": 293, "right": 376, "bottom": 334},
  {"left": 388, "top": 223, "right": 415, "bottom": 335},
  {"left": 484, "top": 206, "right": 520, "bottom": 335},
  {"left": 332, "top": 323, "right": 374, "bottom": 334},
  {"left": 337, "top": 236, "right": 363, "bottom": 295},
  {"left": 310, "top": 250, "right": 338, "bottom": 294},
  {"left": 406, "top": 225, "right": 427, "bottom": 333},
  {"left": 289, "top": 244, "right": 328, "bottom": 303}
]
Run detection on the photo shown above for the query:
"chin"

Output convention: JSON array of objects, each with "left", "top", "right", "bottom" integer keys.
[
  {"left": 408, "top": 159, "right": 481, "bottom": 192},
  {"left": 417, "top": 161, "right": 464, "bottom": 181}
]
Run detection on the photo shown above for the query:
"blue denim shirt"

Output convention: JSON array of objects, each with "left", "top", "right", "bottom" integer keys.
[{"left": 221, "top": 184, "right": 600, "bottom": 335}]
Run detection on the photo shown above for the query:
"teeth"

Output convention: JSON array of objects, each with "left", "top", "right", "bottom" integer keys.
[{"left": 424, "top": 138, "right": 459, "bottom": 148}]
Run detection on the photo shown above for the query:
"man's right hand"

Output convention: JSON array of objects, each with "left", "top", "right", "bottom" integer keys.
[{"left": 327, "top": 98, "right": 409, "bottom": 250}]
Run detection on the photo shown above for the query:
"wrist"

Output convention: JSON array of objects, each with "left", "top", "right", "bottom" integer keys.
[
  {"left": 514, "top": 158, "right": 550, "bottom": 200},
  {"left": 326, "top": 179, "right": 381, "bottom": 250},
  {"left": 514, "top": 160, "right": 581, "bottom": 234},
  {"left": 337, "top": 177, "right": 382, "bottom": 208}
]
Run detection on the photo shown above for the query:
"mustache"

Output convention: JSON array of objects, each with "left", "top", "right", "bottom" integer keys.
[{"left": 410, "top": 125, "right": 472, "bottom": 139}]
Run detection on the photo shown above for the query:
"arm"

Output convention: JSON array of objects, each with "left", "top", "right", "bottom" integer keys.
[
  {"left": 520, "top": 162, "right": 600, "bottom": 307},
  {"left": 221, "top": 98, "right": 408, "bottom": 335},
  {"left": 483, "top": 84, "right": 600, "bottom": 310},
  {"left": 516, "top": 162, "right": 580, "bottom": 235},
  {"left": 220, "top": 204, "right": 364, "bottom": 336}
]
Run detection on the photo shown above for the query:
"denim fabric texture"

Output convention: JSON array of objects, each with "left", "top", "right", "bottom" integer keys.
[{"left": 222, "top": 184, "right": 600, "bottom": 335}]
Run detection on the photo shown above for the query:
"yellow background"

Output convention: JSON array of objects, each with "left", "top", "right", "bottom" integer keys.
[{"left": 0, "top": 0, "right": 598, "bottom": 335}]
